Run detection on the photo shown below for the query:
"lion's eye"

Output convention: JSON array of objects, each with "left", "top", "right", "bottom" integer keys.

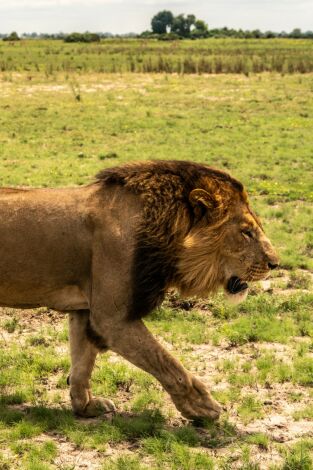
[{"left": 242, "top": 230, "right": 253, "bottom": 239}]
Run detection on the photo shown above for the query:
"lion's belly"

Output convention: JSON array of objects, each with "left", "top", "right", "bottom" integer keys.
[
  {"left": 0, "top": 187, "right": 93, "bottom": 311},
  {"left": 0, "top": 285, "right": 89, "bottom": 311}
]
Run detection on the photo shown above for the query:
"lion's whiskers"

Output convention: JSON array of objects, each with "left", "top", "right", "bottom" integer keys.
[{"left": 245, "top": 264, "right": 270, "bottom": 282}]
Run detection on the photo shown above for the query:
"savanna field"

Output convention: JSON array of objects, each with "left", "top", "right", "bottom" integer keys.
[{"left": 0, "top": 39, "right": 313, "bottom": 469}]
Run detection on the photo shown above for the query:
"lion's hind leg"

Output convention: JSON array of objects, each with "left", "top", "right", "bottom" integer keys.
[{"left": 68, "top": 311, "right": 116, "bottom": 418}]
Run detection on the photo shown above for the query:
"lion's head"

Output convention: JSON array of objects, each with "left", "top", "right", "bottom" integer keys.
[
  {"left": 97, "top": 160, "right": 279, "bottom": 317},
  {"left": 177, "top": 175, "right": 279, "bottom": 303}
]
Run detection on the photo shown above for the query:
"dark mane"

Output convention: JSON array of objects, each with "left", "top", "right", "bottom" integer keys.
[
  {"left": 95, "top": 160, "right": 245, "bottom": 320},
  {"left": 96, "top": 160, "right": 244, "bottom": 194}
]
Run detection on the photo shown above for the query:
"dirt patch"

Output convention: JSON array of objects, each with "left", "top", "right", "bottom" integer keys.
[{"left": 0, "top": 74, "right": 158, "bottom": 98}]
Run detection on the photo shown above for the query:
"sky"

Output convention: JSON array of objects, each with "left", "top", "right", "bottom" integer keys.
[{"left": 0, "top": 0, "right": 312, "bottom": 35}]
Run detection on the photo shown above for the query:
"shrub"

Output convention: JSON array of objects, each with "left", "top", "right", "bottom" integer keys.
[
  {"left": 64, "top": 32, "right": 100, "bottom": 43},
  {"left": 3, "top": 32, "right": 20, "bottom": 42}
]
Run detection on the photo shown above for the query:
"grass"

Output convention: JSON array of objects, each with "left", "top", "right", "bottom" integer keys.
[
  {"left": 293, "top": 406, "right": 313, "bottom": 421},
  {"left": 0, "top": 56, "right": 313, "bottom": 467},
  {"left": 237, "top": 395, "right": 263, "bottom": 424},
  {"left": 1, "top": 38, "right": 313, "bottom": 74},
  {"left": 280, "top": 440, "right": 313, "bottom": 470}
]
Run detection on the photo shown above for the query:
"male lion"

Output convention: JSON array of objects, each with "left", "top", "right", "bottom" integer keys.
[{"left": 0, "top": 161, "right": 278, "bottom": 421}]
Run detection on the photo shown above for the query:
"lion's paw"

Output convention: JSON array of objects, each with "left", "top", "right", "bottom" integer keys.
[
  {"left": 75, "top": 398, "right": 116, "bottom": 418},
  {"left": 173, "top": 377, "right": 222, "bottom": 422}
]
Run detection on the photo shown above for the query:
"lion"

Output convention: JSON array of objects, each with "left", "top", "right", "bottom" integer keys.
[{"left": 0, "top": 160, "right": 279, "bottom": 421}]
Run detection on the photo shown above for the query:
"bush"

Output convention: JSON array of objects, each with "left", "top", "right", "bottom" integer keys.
[
  {"left": 64, "top": 32, "right": 100, "bottom": 43},
  {"left": 157, "top": 32, "right": 181, "bottom": 41},
  {"left": 3, "top": 32, "right": 20, "bottom": 42}
]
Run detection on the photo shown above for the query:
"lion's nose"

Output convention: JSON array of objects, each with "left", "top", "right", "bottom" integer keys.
[{"left": 268, "top": 262, "right": 278, "bottom": 270}]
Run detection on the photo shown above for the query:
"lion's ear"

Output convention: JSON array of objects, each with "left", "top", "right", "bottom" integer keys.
[
  {"left": 189, "top": 188, "right": 219, "bottom": 220},
  {"left": 189, "top": 185, "right": 228, "bottom": 222},
  {"left": 189, "top": 189, "right": 216, "bottom": 209}
]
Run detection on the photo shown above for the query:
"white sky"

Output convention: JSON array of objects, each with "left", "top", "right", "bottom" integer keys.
[{"left": 0, "top": 0, "right": 312, "bottom": 34}]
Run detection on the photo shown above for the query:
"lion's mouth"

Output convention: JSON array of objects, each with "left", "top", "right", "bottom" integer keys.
[{"left": 226, "top": 276, "right": 249, "bottom": 295}]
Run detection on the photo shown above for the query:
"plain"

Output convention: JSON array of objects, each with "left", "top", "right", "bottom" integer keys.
[{"left": 0, "top": 38, "right": 312, "bottom": 470}]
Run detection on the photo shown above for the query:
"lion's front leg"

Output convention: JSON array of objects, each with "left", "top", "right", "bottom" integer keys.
[
  {"left": 102, "top": 319, "right": 221, "bottom": 421},
  {"left": 68, "top": 311, "right": 115, "bottom": 418}
]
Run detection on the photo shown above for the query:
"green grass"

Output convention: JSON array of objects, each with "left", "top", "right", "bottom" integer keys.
[
  {"left": 293, "top": 406, "right": 313, "bottom": 421},
  {"left": 281, "top": 440, "right": 313, "bottom": 470},
  {"left": 9, "top": 440, "right": 57, "bottom": 470},
  {"left": 151, "top": 293, "right": 313, "bottom": 347},
  {"left": 1, "top": 38, "right": 313, "bottom": 74},
  {"left": 245, "top": 433, "right": 270, "bottom": 450},
  {"left": 237, "top": 395, "right": 263, "bottom": 424}
]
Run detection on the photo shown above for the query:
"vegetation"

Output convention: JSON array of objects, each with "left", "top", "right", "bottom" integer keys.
[
  {"left": 0, "top": 41, "right": 312, "bottom": 468},
  {"left": 151, "top": 10, "right": 174, "bottom": 35},
  {"left": 2, "top": 18, "right": 313, "bottom": 42},
  {"left": 64, "top": 32, "right": 100, "bottom": 43},
  {"left": 0, "top": 38, "right": 313, "bottom": 74},
  {"left": 147, "top": 10, "right": 313, "bottom": 40},
  {"left": 3, "top": 31, "right": 20, "bottom": 42},
  {"left": 150, "top": 11, "right": 209, "bottom": 39}
]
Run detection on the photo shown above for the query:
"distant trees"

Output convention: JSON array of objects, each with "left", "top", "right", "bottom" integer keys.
[
  {"left": 192, "top": 20, "right": 209, "bottom": 38},
  {"left": 171, "top": 14, "right": 196, "bottom": 37},
  {"left": 64, "top": 32, "right": 100, "bottom": 43},
  {"left": 1, "top": 23, "right": 312, "bottom": 42},
  {"left": 151, "top": 10, "right": 174, "bottom": 34},
  {"left": 147, "top": 12, "right": 313, "bottom": 40},
  {"left": 208, "top": 27, "right": 313, "bottom": 39},
  {"left": 151, "top": 11, "right": 208, "bottom": 39},
  {"left": 290, "top": 28, "right": 303, "bottom": 39},
  {"left": 3, "top": 31, "right": 20, "bottom": 41}
]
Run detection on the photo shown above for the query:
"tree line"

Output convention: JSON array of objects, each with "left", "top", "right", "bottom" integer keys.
[
  {"left": 1, "top": 12, "right": 312, "bottom": 43},
  {"left": 143, "top": 10, "right": 313, "bottom": 40}
]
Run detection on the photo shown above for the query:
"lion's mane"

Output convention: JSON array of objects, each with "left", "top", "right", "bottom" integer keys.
[{"left": 96, "top": 161, "right": 246, "bottom": 320}]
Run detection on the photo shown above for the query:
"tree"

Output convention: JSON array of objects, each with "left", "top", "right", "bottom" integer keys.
[
  {"left": 186, "top": 14, "right": 196, "bottom": 32},
  {"left": 151, "top": 10, "right": 174, "bottom": 34},
  {"left": 251, "top": 29, "right": 263, "bottom": 38},
  {"left": 290, "top": 28, "right": 302, "bottom": 38},
  {"left": 149, "top": 11, "right": 210, "bottom": 39},
  {"left": 3, "top": 31, "right": 20, "bottom": 41},
  {"left": 304, "top": 30, "right": 313, "bottom": 38},
  {"left": 172, "top": 14, "right": 196, "bottom": 37},
  {"left": 264, "top": 30, "right": 277, "bottom": 38},
  {"left": 191, "top": 19, "right": 209, "bottom": 38}
]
